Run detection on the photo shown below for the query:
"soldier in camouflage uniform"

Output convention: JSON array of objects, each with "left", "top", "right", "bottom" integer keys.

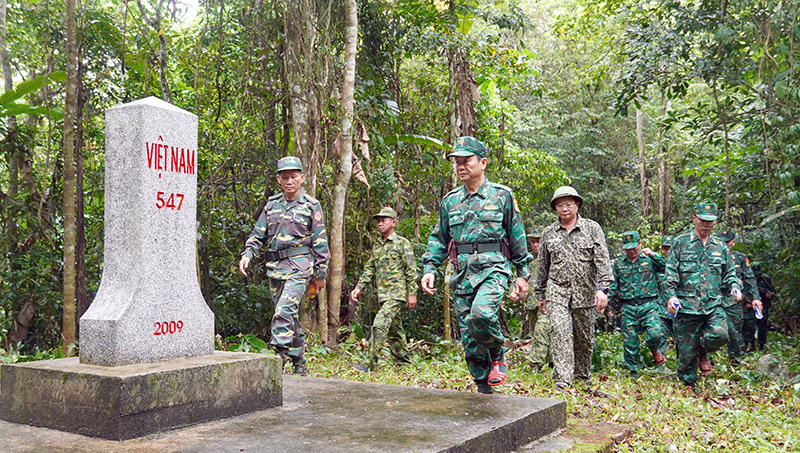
[
  {"left": 526, "top": 232, "right": 551, "bottom": 371},
  {"left": 750, "top": 262, "right": 774, "bottom": 350},
  {"left": 716, "top": 229, "right": 762, "bottom": 365},
  {"left": 351, "top": 207, "right": 418, "bottom": 371},
  {"left": 421, "top": 137, "right": 532, "bottom": 395},
  {"left": 609, "top": 231, "right": 666, "bottom": 377},
  {"left": 656, "top": 235, "right": 675, "bottom": 357},
  {"left": 664, "top": 203, "right": 742, "bottom": 389},
  {"left": 535, "top": 186, "right": 613, "bottom": 389},
  {"left": 239, "top": 156, "right": 330, "bottom": 376}
]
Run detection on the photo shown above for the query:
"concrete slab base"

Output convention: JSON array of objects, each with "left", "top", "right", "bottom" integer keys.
[
  {"left": 0, "top": 375, "right": 565, "bottom": 453},
  {"left": 0, "top": 351, "right": 281, "bottom": 440}
]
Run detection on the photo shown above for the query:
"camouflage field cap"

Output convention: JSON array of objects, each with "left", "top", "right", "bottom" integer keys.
[
  {"left": 717, "top": 229, "right": 735, "bottom": 242},
  {"left": 373, "top": 206, "right": 397, "bottom": 219},
  {"left": 527, "top": 231, "right": 542, "bottom": 239},
  {"left": 661, "top": 235, "right": 674, "bottom": 247},
  {"left": 750, "top": 261, "right": 762, "bottom": 271},
  {"left": 447, "top": 136, "right": 488, "bottom": 159},
  {"left": 694, "top": 202, "right": 719, "bottom": 221},
  {"left": 277, "top": 156, "right": 303, "bottom": 173},
  {"left": 550, "top": 186, "right": 583, "bottom": 210},
  {"left": 621, "top": 231, "right": 640, "bottom": 250}
]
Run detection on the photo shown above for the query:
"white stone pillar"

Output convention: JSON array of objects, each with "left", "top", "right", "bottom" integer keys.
[{"left": 80, "top": 97, "right": 214, "bottom": 366}]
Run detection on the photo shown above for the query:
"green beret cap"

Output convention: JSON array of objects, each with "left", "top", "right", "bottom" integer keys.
[
  {"left": 694, "top": 202, "right": 719, "bottom": 221},
  {"left": 621, "top": 231, "right": 640, "bottom": 250},
  {"left": 447, "top": 136, "right": 488, "bottom": 159},
  {"left": 277, "top": 156, "right": 303, "bottom": 173}
]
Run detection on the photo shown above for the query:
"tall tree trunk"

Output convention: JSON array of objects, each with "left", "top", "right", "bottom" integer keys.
[
  {"left": 636, "top": 106, "right": 651, "bottom": 220},
  {"left": 657, "top": 93, "right": 672, "bottom": 232},
  {"left": 454, "top": 49, "right": 478, "bottom": 138},
  {"left": 136, "top": 0, "right": 172, "bottom": 103},
  {"left": 284, "top": 0, "right": 321, "bottom": 196},
  {"left": 62, "top": 0, "right": 78, "bottom": 354},
  {"left": 326, "top": 0, "right": 357, "bottom": 345},
  {"left": 711, "top": 80, "right": 732, "bottom": 217},
  {"left": 75, "top": 49, "right": 88, "bottom": 331},
  {"left": 1, "top": 0, "right": 19, "bottom": 260}
]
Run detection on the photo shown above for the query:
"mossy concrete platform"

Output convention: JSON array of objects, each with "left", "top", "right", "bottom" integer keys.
[
  {"left": 0, "top": 375, "right": 565, "bottom": 452},
  {"left": 0, "top": 351, "right": 281, "bottom": 440}
]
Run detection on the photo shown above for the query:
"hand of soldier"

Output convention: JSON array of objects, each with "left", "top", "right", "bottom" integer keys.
[
  {"left": 407, "top": 295, "right": 417, "bottom": 309},
  {"left": 238, "top": 256, "right": 251, "bottom": 276},
  {"left": 667, "top": 297, "right": 680, "bottom": 315},
  {"left": 508, "top": 277, "right": 529, "bottom": 302},
  {"left": 350, "top": 287, "right": 361, "bottom": 302},
  {"left": 641, "top": 247, "right": 655, "bottom": 257},
  {"left": 731, "top": 288, "right": 743, "bottom": 302},
  {"left": 537, "top": 299, "right": 546, "bottom": 314},
  {"left": 752, "top": 299, "right": 763, "bottom": 312},
  {"left": 421, "top": 273, "right": 436, "bottom": 295},
  {"left": 594, "top": 290, "right": 608, "bottom": 314},
  {"left": 312, "top": 279, "right": 326, "bottom": 292}
]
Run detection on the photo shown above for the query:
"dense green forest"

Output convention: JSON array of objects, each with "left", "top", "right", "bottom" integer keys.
[{"left": 1, "top": 0, "right": 799, "bottom": 353}]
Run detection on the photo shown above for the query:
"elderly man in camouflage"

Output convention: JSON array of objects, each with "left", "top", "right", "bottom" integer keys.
[
  {"left": 239, "top": 156, "right": 330, "bottom": 376},
  {"left": 609, "top": 231, "right": 666, "bottom": 377},
  {"left": 665, "top": 203, "right": 742, "bottom": 390},
  {"left": 421, "top": 136, "right": 531, "bottom": 395},
  {"left": 716, "top": 229, "right": 762, "bottom": 365},
  {"left": 535, "top": 186, "right": 613, "bottom": 389},
  {"left": 351, "top": 207, "right": 418, "bottom": 372}
]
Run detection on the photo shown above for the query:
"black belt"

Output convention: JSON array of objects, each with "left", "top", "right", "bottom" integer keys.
[
  {"left": 264, "top": 245, "right": 311, "bottom": 262},
  {"left": 621, "top": 296, "right": 658, "bottom": 306},
  {"left": 456, "top": 242, "right": 502, "bottom": 254}
]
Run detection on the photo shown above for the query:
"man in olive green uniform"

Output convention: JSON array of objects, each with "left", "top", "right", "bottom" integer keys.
[
  {"left": 239, "top": 156, "right": 330, "bottom": 376},
  {"left": 656, "top": 235, "right": 675, "bottom": 357},
  {"left": 716, "top": 229, "right": 762, "bottom": 365},
  {"left": 665, "top": 203, "right": 741, "bottom": 389},
  {"left": 610, "top": 231, "right": 666, "bottom": 377},
  {"left": 750, "top": 262, "right": 774, "bottom": 350},
  {"left": 421, "top": 136, "right": 531, "bottom": 394},
  {"left": 535, "top": 186, "right": 613, "bottom": 389},
  {"left": 351, "top": 207, "right": 418, "bottom": 371},
  {"left": 526, "top": 231, "right": 552, "bottom": 371}
]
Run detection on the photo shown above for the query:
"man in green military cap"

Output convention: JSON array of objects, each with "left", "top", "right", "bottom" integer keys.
[
  {"left": 664, "top": 202, "right": 742, "bottom": 390},
  {"left": 716, "top": 229, "right": 762, "bottom": 364},
  {"left": 239, "top": 156, "right": 330, "bottom": 376},
  {"left": 351, "top": 207, "right": 418, "bottom": 372},
  {"left": 609, "top": 231, "right": 666, "bottom": 377},
  {"left": 656, "top": 235, "right": 676, "bottom": 357},
  {"left": 421, "top": 136, "right": 532, "bottom": 394},
  {"left": 535, "top": 186, "right": 613, "bottom": 389}
]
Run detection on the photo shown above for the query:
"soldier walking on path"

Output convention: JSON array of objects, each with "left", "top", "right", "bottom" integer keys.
[
  {"left": 526, "top": 231, "right": 552, "bottom": 371},
  {"left": 716, "top": 229, "right": 762, "bottom": 365},
  {"left": 609, "top": 231, "right": 666, "bottom": 377},
  {"left": 664, "top": 203, "right": 742, "bottom": 391},
  {"left": 239, "top": 156, "right": 330, "bottom": 376},
  {"left": 749, "top": 262, "right": 775, "bottom": 351},
  {"left": 421, "top": 136, "right": 532, "bottom": 395},
  {"left": 656, "top": 235, "right": 676, "bottom": 359},
  {"left": 535, "top": 186, "right": 613, "bottom": 389},
  {"left": 351, "top": 207, "right": 418, "bottom": 372}
]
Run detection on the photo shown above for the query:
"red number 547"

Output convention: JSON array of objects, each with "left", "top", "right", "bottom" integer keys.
[{"left": 156, "top": 192, "right": 184, "bottom": 210}]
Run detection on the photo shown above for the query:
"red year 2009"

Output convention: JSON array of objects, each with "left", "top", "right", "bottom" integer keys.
[
  {"left": 156, "top": 192, "right": 184, "bottom": 210},
  {"left": 154, "top": 320, "right": 183, "bottom": 336}
]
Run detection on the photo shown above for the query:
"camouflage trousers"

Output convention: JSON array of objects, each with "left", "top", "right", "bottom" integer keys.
[
  {"left": 742, "top": 306, "right": 756, "bottom": 350},
  {"left": 268, "top": 273, "right": 310, "bottom": 359},
  {"left": 453, "top": 272, "right": 509, "bottom": 383},
  {"left": 529, "top": 311, "right": 551, "bottom": 369},
  {"left": 620, "top": 300, "right": 665, "bottom": 372},
  {"left": 674, "top": 306, "right": 728, "bottom": 386},
  {"left": 724, "top": 302, "right": 744, "bottom": 362},
  {"left": 549, "top": 299, "right": 596, "bottom": 387},
  {"left": 657, "top": 315, "right": 674, "bottom": 356},
  {"left": 361, "top": 299, "right": 410, "bottom": 370}
]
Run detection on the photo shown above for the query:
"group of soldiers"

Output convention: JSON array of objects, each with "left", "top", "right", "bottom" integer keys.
[{"left": 239, "top": 139, "right": 775, "bottom": 394}]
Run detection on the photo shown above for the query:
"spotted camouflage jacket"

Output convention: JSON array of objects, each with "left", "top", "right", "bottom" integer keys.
[
  {"left": 242, "top": 190, "right": 330, "bottom": 280},
  {"left": 356, "top": 232, "right": 418, "bottom": 302}
]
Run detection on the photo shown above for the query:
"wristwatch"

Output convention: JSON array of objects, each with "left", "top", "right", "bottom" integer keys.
[{"left": 600, "top": 288, "right": 609, "bottom": 295}]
